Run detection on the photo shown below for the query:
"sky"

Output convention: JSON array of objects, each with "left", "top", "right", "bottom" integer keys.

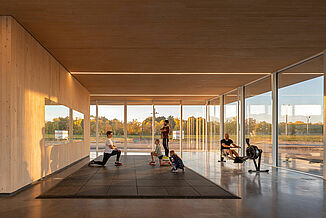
[
  {"left": 47, "top": 76, "right": 323, "bottom": 124},
  {"left": 89, "top": 105, "right": 206, "bottom": 121},
  {"left": 45, "top": 106, "right": 84, "bottom": 121}
]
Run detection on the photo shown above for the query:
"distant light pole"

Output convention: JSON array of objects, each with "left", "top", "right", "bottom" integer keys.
[
  {"left": 283, "top": 104, "right": 291, "bottom": 136},
  {"left": 306, "top": 116, "right": 311, "bottom": 135}
]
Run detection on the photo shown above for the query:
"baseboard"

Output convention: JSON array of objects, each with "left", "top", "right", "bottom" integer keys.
[{"left": 0, "top": 155, "right": 89, "bottom": 196}]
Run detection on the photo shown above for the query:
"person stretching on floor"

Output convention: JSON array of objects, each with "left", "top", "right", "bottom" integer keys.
[
  {"left": 169, "top": 150, "right": 185, "bottom": 173},
  {"left": 221, "top": 133, "right": 240, "bottom": 159},
  {"left": 149, "top": 139, "right": 170, "bottom": 166},
  {"left": 88, "top": 131, "right": 122, "bottom": 167}
]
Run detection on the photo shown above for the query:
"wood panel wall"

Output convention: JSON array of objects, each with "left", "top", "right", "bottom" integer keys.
[{"left": 0, "top": 16, "right": 90, "bottom": 193}]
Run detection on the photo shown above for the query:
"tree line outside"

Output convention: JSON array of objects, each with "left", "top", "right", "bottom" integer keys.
[
  {"left": 45, "top": 115, "right": 323, "bottom": 144},
  {"left": 45, "top": 116, "right": 84, "bottom": 141},
  {"left": 90, "top": 115, "right": 180, "bottom": 141},
  {"left": 225, "top": 117, "right": 323, "bottom": 144}
]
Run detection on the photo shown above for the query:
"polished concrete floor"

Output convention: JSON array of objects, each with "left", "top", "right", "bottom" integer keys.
[{"left": 0, "top": 151, "right": 325, "bottom": 218}]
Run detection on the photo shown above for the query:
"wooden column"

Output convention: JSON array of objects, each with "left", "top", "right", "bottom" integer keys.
[{"left": 124, "top": 102, "right": 127, "bottom": 155}]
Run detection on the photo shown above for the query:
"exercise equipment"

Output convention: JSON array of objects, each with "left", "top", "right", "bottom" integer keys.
[
  {"left": 218, "top": 138, "right": 269, "bottom": 173},
  {"left": 244, "top": 139, "right": 269, "bottom": 173}
]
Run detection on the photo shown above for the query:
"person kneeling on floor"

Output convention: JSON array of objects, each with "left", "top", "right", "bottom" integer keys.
[
  {"left": 149, "top": 139, "right": 170, "bottom": 166},
  {"left": 88, "top": 131, "right": 122, "bottom": 167},
  {"left": 169, "top": 150, "right": 184, "bottom": 173}
]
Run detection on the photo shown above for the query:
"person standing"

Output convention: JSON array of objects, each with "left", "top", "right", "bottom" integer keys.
[{"left": 160, "top": 120, "right": 170, "bottom": 157}]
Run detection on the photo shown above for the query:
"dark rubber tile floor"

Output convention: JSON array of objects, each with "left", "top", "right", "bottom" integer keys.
[{"left": 38, "top": 155, "right": 239, "bottom": 199}]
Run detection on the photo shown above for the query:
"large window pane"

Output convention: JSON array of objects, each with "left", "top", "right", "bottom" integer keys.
[
  {"left": 245, "top": 76, "right": 272, "bottom": 164},
  {"left": 45, "top": 99, "right": 70, "bottom": 145},
  {"left": 154, "top": 105, "right": 181, "bottom": 153},
  {"left": 127, "top": 105, "right": 152, "bottom": 152},
  {"left": 73, "top": 110, "right": 84, "bottom": 141},
  {"left": 98, "top": 105, "right": 125, "bottom": 151},
  {"left": 182, "top": 105, "right": 206, "bottom": 152},
  {"left": 208, "top": 98, "right": 220, "bottom": 152},
  {"left": 278, "top": 55, "right": 324, "bottom": 176},
  {"left": 90, "top": 105, "right": 96, "bottom": 139},
  {"left": 224, "top": 90, "right": 239, "bottom": 146}
]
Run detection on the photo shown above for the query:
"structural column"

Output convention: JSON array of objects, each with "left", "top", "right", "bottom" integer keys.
[
  {"left": 205, "top": 102, "right": 208, "bottom": 151},
  {"left": 240, "top": 86, "right": 246, "bottom": 157},
  {"left": 323, "top": 50, "right": 326, "bottom": 179},
  {"left": 196, "top": 116, "right": 199, "bottom": 150},
  {"left": 69, "top": 108, "right": 73, "bottom": 142},
  {"left": 152, "top": 104, "right": 155, "bottom": 150},
  {"left": 218, "top": 95, "right": 225, "bottom": 161},
  {"left": 180, "top": 101, "right": 183, "bottom": 157},
  {"left": 237, "top": 88, "right": 240, "bottom": 151},
  {"left": 220, "top": 95, "right": 224, "bottom": 141},
  {"left": 124, "top": 102, "right": 127, "bottom": 155},
  {"left": 272, "top": 72, "right": 279, "bottom": 167},
  {"left": 96, "top": 101, "right": 99, "bottom": 157}
]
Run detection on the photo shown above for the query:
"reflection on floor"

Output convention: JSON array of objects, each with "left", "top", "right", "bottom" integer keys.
[
  {"left": 0, "top": 151, "right": 325, "bottom": 218},
  {"left": 182, "top": 151, "right": 326, "bottom": 218}
]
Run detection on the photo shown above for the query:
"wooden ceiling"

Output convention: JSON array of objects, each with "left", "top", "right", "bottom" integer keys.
[{"left": 1, "top": 0, "right": 326, "bottom": 103}]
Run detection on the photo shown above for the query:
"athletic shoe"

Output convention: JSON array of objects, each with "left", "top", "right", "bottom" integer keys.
[
  {"left": 163, "top": 156, "right": 169, "bottom": 160},
  {"left": 88, "top": 160, "right": 95, "bottom": 167},
  {"left": 115, "top": 162, "right": 122, "bottom": 166},
  {"left": 171, "top": 169, "right": 178, "bottom": 173}
]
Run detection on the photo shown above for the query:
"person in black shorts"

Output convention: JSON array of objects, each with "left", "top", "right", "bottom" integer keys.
[{"left": 221, "top": 133, "right": 240, "bottom": 159}]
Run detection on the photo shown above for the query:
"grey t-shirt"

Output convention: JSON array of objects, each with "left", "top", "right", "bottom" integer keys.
[{"left": 153, "top": 144, "right": 163, "bottom": 156}]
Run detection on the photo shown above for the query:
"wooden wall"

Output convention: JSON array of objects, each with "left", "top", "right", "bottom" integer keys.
[{"left": 0, "top": 16, "right": 90, "bottom": 193}]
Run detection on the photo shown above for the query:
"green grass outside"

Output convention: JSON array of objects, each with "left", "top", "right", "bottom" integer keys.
[{"left": 247, "top": 135, "right": 323, "bottom": 143}]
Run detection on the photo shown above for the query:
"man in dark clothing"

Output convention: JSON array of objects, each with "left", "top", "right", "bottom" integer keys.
[
  {"left": 221, "top": 133, "right": 240, "bottom": 159},
  {"left": 160, "top": 120, "right": 170, "bottom": 157}
]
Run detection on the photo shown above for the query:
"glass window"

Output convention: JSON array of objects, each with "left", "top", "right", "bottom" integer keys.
[
  {"left": 127, "top": 105, "right": 152, "bottom": 152},
  {"left": 278, "top": 55, "right": 324, "bottom": 176},
  {"left": 90, "top": 105, "right": 96, "bottom": 139},
  {"left": 45, "top": 99, "right": 70, "bottom": 145},
  {"left": 98, "top": 105, "right": 125, "bottom": 150},
  {"left": 208, "top": 98, "right": 220, "bottom": 152},
  {"left": 224, "top": 90, "right": 239, "bottom": 146},
  {"left": 154, "top": 105, "right": 181, "bottom": 153},
  {"left": 245, "top": 76, "right": 272, "bottom": 164},
  {"left": 182, "top": 105, "right": 206, "bottom": 152},
  {"left": 73, "top": 110, "right": 84, "bottom": 141}
]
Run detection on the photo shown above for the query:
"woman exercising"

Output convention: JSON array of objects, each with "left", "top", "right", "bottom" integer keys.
[{"left": 221, "top": 133, "right": 240, "bottom": 159}]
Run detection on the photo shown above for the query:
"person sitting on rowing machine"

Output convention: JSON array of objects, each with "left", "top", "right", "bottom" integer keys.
[{"left": 221, "top": 133, "right": 240, "bottom": 160}]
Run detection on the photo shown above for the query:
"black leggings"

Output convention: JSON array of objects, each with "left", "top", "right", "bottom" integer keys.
[
  {"left": 93, "top": 150, "right": 121, "bottom": 166},
  {"left": 162, "top": 138, "right": 169, "bottom": 157}
]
